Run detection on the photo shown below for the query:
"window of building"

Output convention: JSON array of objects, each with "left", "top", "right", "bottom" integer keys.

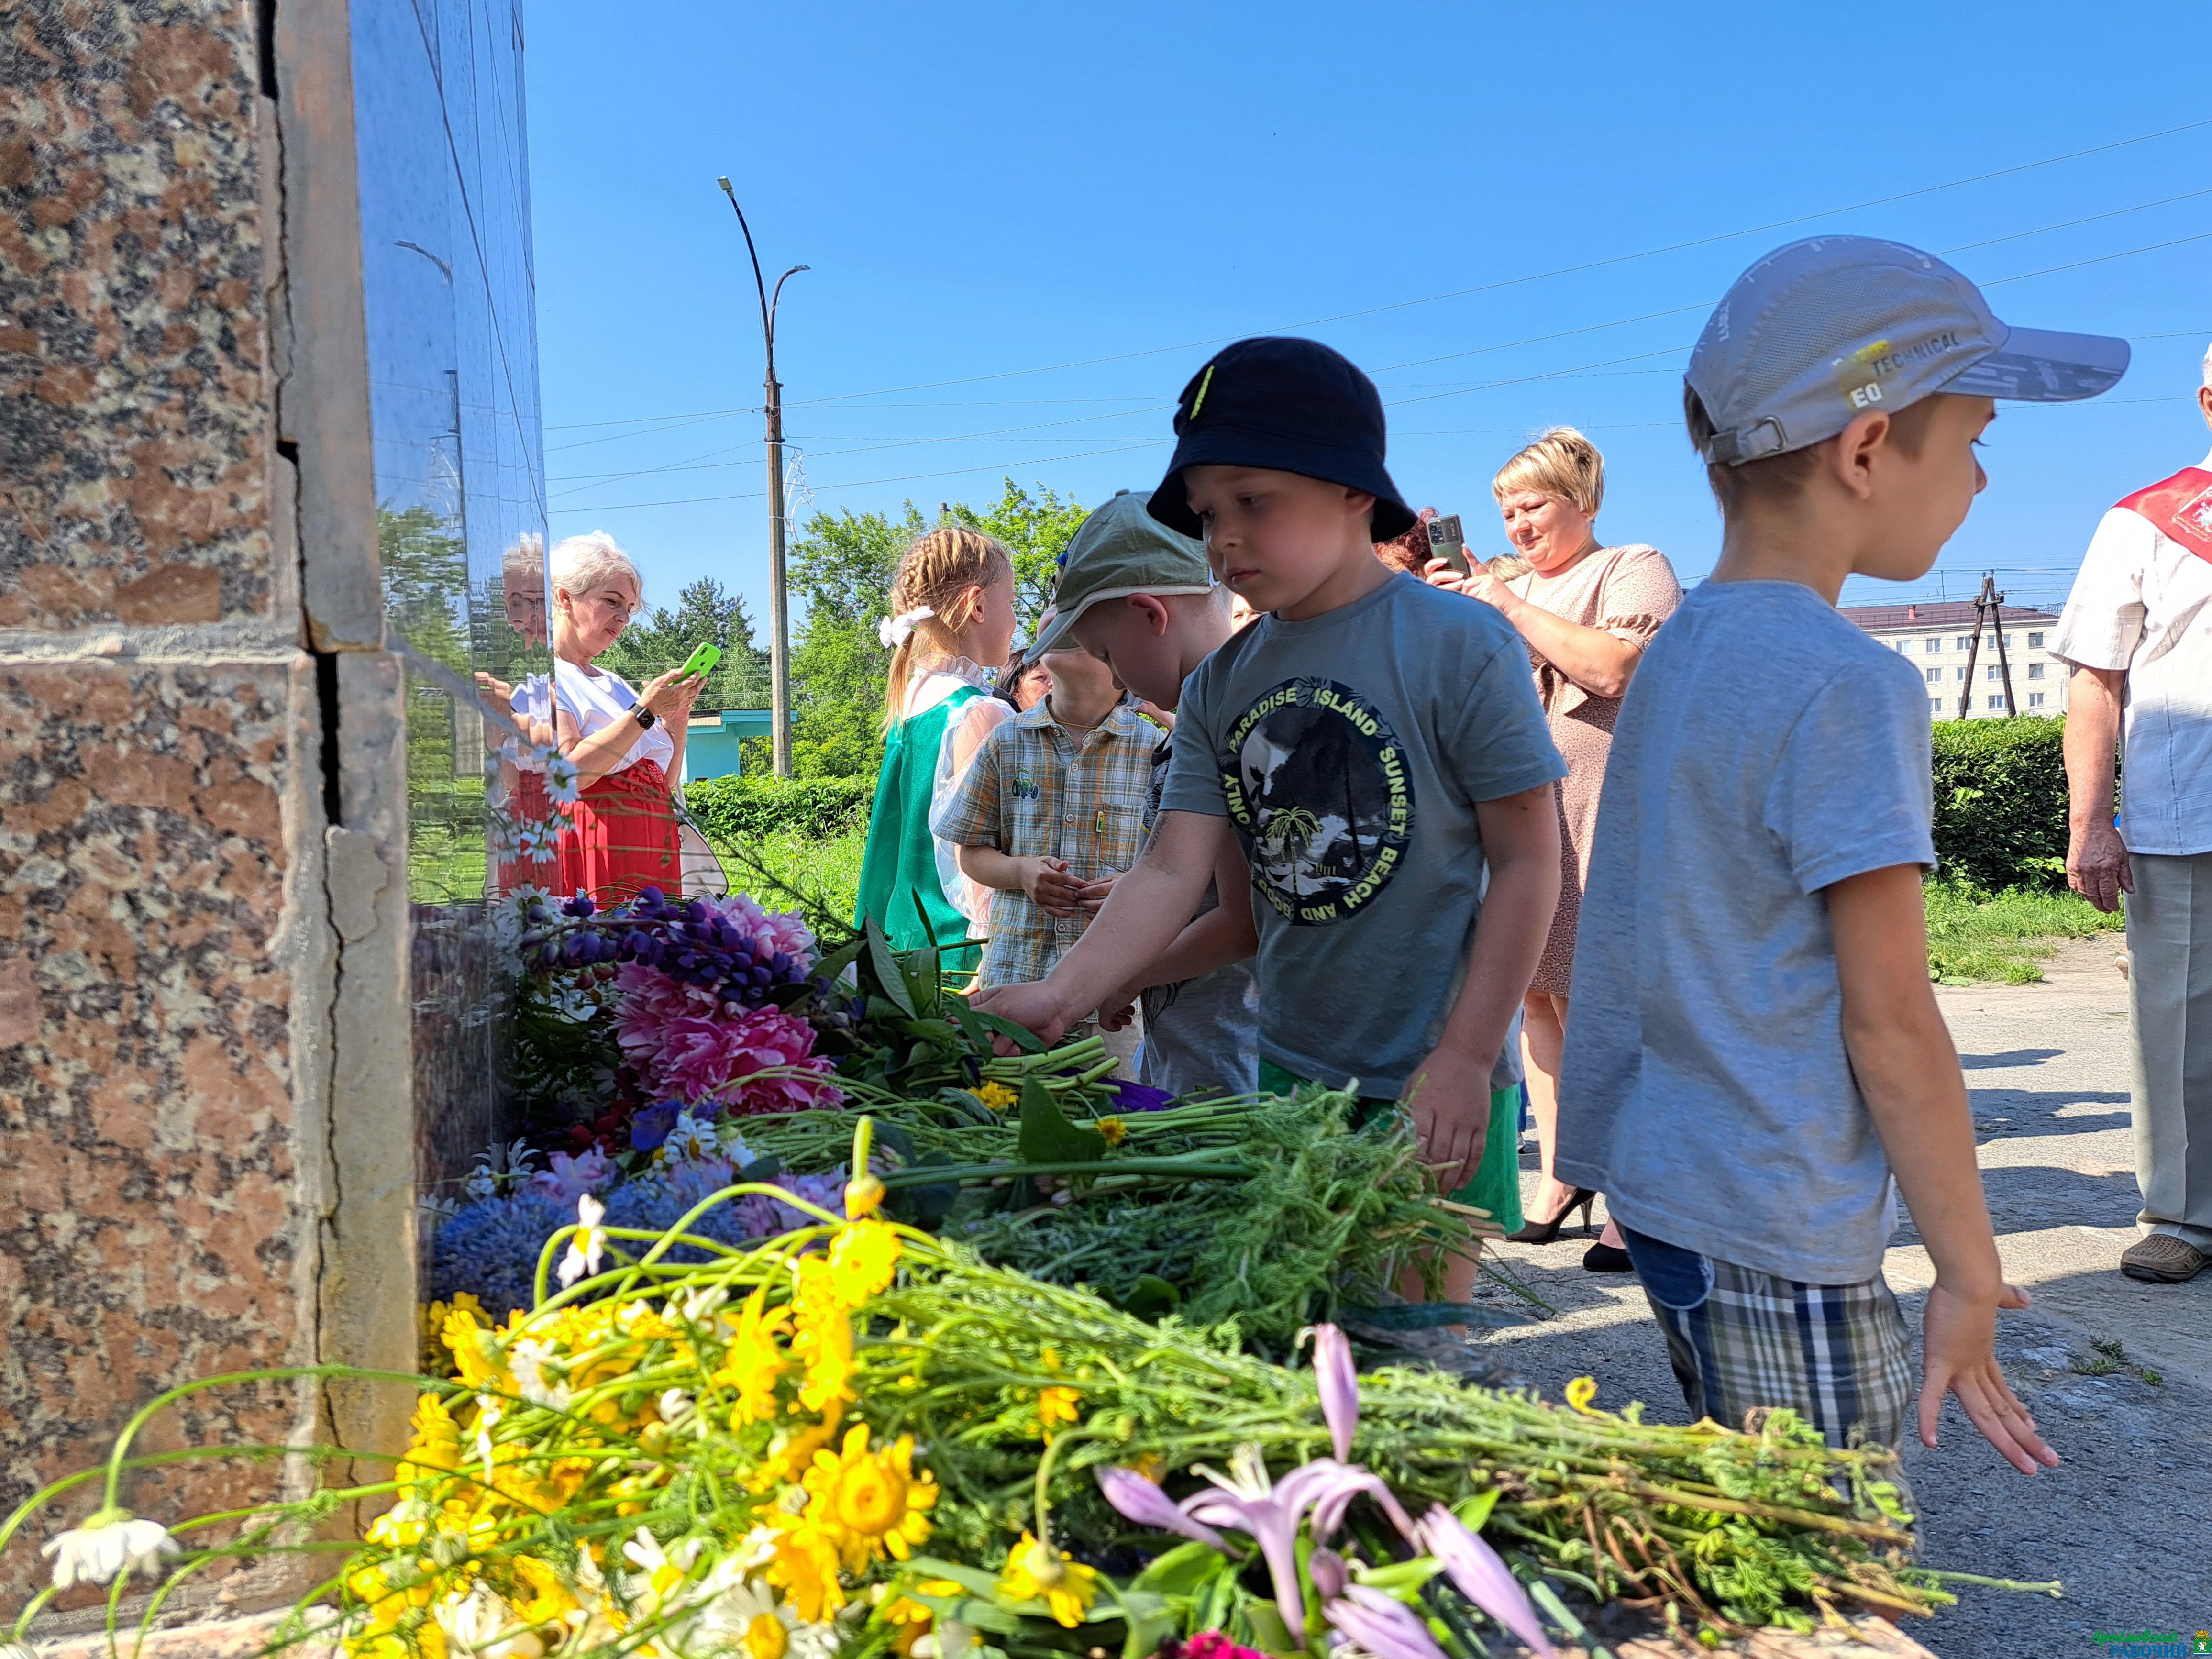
[
  {"left": 1930, "top": 698, "right": 1944, "bottom": 714},
  {"left": 2029, "top": 692, "right": 2046, "bottom": 708},
  {"left": 1955, "top": 666, "right": 1969, "bottom": 681},
  {"left": 2028, "top": 631, "right": 2045, "bottom": 648},
  {"left": 1989, "top": 695, "right": 2007, "bottom": 710},
  {"left": 2027, "top": 662, "right": 2045, "bottom": 680},
  {"left": 2002, "top": 634, "right": 2014, "bottom": 649},
  {"left": 1987, "top": 664, "right": 2003, "bottom": 681},
  {"left": 1925, "top": 637, "right": 1942, "bottom": 652},
  {"left": 1924, "top": 666, "right": 1941, "bottom": 684},
  {"left": 1957, "top": 636, "right": 1973, "bottom": 651}
]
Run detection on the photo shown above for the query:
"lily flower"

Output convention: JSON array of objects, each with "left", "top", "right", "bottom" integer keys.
[
  {"left": 1180, "top": 1447, "right": 1387, "bottom": 1636},
  {"left": 557, "top": 1193, "right": 607, "bottom": 1287},
  {"left": 42, "top": 1509, "right": 179, "bottom": 1588},
  {"left": 1416, "top": 1504, "right": 1556, "bottom": 1659},
  {"left": 1311, "top": 1322, "right": 1359, "bottom": 1462},
  {"left": 1307, "top": 1547, "right": 1349, "bottom": 1602},
  {"left": 1092, "top": 1465, "right": 1226, "bottom": 1549},
  {"left": 1322, "top": 1583, "right": 1449, "bottom": 1659}
]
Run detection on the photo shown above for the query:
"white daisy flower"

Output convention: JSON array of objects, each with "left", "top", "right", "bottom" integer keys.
[
  {"left": 42, "top": 1509, "right": 179, "bottom": 1588},
  {"left": 556, "top": 1193, "right": 607, "bottom": 1287}
]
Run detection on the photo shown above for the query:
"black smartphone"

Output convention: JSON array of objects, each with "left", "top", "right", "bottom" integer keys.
[{"left": 1426, "top": 514, "right": 1469, "bottom": 575}]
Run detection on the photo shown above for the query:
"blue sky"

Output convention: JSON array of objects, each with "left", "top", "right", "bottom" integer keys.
[{"left": 525, "top": 0, "right": 2212, "bottom": 630}]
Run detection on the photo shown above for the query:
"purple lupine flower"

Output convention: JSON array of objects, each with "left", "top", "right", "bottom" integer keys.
[
  {"left": 1313, "top": 1322, "right": 1359, "bottom": 1463},
  {"left": 1094, "top": 1466, "right": 1227, "bottom": 1549},
  {"left": 1416, "top": 1504, "right": 1556, "bottom": 1659},
  {"left": 1322, "top": 1585, "right": 1450, "bottom": 1659}
]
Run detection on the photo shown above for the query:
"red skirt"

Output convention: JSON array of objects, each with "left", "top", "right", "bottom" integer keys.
[{"left": 556, "top": 759, "right": 681, "bottom": 904}]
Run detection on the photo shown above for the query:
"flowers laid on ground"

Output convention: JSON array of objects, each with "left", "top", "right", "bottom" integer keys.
[{"left": 4, "top": 1118, "right": 1992, "bottom": 1659}]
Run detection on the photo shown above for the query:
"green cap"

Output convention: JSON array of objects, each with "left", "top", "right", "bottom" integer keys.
[{"left": 1031, "top": 489, "right": 1213, "bottom": 654}]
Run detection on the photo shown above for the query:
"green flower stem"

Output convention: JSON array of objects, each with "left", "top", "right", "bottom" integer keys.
[
  {"left": 876, "top": 1157, "right": 1250, "bottom": 1189},
  {"left": 1913, "top": 1570, "right": 2063, "bottom": 1595}
]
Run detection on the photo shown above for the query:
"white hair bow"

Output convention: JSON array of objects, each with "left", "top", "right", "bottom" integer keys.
[{"left": 877, "top": 606, "right": 935, "bottom": 648}]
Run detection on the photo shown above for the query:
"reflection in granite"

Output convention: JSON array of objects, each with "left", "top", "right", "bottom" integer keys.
[
  {"left": 0, "top": 659, "right": 314, "bottom": 1606},
  {"left": 0, "top": 3, "right": 274, "bottom": 626}
]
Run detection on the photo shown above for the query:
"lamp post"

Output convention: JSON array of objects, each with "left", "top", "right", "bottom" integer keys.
[{"left": 717, "top": 177, "right": 807, "bottom": 776}]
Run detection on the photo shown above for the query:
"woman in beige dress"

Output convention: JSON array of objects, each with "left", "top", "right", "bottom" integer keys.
[{"left": 1427, "top": 427, "right": 1681, "bottom": 1272}]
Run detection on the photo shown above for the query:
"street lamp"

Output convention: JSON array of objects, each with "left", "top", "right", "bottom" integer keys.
[{"left": 717, "top": 177, "right": 807, "bottom": 777}]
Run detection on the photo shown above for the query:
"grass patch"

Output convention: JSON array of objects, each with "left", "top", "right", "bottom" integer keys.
[
  {"left": 707, "top": 824, "right": 869, "bottom": 936},
  {"left": 1924, "top": 879, "right": 2123, "bottom": 984}
]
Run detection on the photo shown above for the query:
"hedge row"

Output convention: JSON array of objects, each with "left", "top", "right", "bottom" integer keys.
[
  {"left": 1930, "top": 715, "right": 2104, "bottom": 892},
  {"left": 684, "top": 774, "right": 874, "bottom": 843},
  {"left": 685, "top": 716, "right": 2095, "bottom": 893}
]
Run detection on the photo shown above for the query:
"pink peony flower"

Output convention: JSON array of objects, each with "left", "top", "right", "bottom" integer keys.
[
  {"left": 712, "top": 893, "right": 816, "bottom": 969},
  {"left": 630, "top": 1004, "right": 840, "bottom": 1116}
]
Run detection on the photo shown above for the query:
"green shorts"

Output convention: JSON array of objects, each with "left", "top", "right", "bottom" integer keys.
[{"left": 1256, "top": 1060, "right": 1523, "bottom": 1236}]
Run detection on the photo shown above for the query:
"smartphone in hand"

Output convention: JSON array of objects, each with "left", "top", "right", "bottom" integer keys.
[
  {"left": 678, "top": 642, "right": 722, "bottom": 679},
  {"left": 1426, "top": 514, "right": 1469, "bottom": 576}
]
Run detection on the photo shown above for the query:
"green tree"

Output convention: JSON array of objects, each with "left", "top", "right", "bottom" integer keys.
[
  {"left": 943, "top": 479, "right": 1091, "bottom": 636},
  {"left": 599, "top": 575, "right": 773, "bottom": 712},
  {"left": 778, "top": 483, "right": 1090, "bottom": 778}
]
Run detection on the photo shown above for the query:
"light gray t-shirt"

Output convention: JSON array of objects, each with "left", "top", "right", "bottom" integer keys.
[
  {"left": 1161, "top": 575, "right": 1565, "bottom": 1096},
  {"left": 1555, "top": 581, "right": 1936, "bottom": 1284}
]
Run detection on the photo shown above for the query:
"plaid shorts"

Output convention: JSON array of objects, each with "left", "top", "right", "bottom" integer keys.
[{"left": 1621, "top": 1227, "right": 1913, "bottom": 1452}]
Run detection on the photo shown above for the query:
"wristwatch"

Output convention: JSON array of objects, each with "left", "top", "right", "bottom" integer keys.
[{"left": 632, "top": 705, "right": 658, "bottom": 730}]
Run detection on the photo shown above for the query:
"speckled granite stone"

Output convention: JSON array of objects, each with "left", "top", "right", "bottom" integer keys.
[
  {"left": 0, "top": 659, "right": 318, "bottom": 1609},
  {"left": 0, "top": 1, "right": 275, "bottom": 627}
]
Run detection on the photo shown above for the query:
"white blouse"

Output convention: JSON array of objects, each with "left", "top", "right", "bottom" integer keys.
[{"left": 553, "top": 658, "right": 675, "bottom": 776}]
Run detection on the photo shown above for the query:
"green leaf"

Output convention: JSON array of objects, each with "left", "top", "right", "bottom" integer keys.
[
  {"left": 865, "top": 919, "right": 914, "bottom": 1017},
  {"left": 1451, "top": 1489, "right": 1501, "bottom": 1532},
  {"left": 970, "top": 1009, "right": 1047, "bottom": 1054},
  {"left": 1129, "top": 1541, "right": 1229, "bottom": 1598},
  {"left": 885, "top": 1150, "right": 961, "bottom": 1231},
  {"left": 1017, "top": 1076, "right": 1109, "bottom": 1164},
  {"left": 907, "top": 1559, "right": 1002, "bottom": 1599},
  {"left": 1111, "top": 1274, "right": 1183, "bottom": 1319},
  {"left": 813, "top": 932, "right": 867, "bottom": 987}
]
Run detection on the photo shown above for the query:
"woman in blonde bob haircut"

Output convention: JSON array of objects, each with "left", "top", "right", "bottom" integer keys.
[{"left": 1426, "top": 425, "right": 1683, "bottom": 1271}]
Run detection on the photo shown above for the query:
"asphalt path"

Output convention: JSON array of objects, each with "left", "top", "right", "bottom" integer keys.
[{"left": 1473, "top": 936, "right": 2212, "bottom": 1657}]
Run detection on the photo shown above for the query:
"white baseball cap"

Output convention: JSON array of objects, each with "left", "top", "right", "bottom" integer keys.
[{"left": 1689, "top": 236, "right": 2130, "bottom": 465}]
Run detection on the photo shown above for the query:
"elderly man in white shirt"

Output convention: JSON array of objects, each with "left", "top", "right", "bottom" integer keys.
[{"left": 2055, "top": 342, "right": 2212, "bottom": 1284}]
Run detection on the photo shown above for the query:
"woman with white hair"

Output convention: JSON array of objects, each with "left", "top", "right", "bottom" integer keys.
[{"left": 550, "top": 530, "right": 704, "bottom": 901}]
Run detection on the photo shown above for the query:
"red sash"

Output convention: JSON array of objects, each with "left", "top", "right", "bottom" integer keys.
[{"left": 2116, "top": 466, "right": 2212, "bottom": 562}]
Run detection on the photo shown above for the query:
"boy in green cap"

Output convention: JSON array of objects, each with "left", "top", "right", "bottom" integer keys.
[{"left": 1025, "top": 489, "right": 1260, "bottom": 1100}]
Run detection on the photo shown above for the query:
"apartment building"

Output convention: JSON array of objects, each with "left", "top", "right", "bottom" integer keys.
[{"left": 1838, "top": 600, "right": 2067, "bottom": 719}]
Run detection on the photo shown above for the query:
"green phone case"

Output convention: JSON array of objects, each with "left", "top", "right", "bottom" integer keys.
[{"left": 679, "top": 642, "right": 722, "bottom": 678}]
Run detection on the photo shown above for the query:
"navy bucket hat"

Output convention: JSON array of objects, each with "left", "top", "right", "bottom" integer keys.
[{"left": 1147, "top": 337, "right": 1416, "bottom": 542}]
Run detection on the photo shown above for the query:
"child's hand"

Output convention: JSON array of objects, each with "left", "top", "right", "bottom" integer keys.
[
  {"left": 1919, "top": 1280, "right": 2058, "bottom": 1475},
  {"left": 1097, "top": 997, "right": 1137, "bottom": 1032},
  {"left": 969, "top": 981, "right": 1073, "bottom": 1050},
  {"left": 1401, "top": 1043, "right": 1492, "bottom": 1196},
  {"left": 1075, "top": 873, "right": 1118, "bottom": 914},
  {"left": 1022, "top": 857, "right": 1085, "bottom": 915}
]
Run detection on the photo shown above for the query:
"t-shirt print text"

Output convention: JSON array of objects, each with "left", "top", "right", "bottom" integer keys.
[{"left": 1218, "top": 677, "right": 1415, "bottom": 926}]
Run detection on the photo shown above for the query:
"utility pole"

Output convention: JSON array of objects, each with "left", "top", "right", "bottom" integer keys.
[
  {"left": 718, "top": 177, "right": 807, "bottom": 777},
  {"left": 1981, "top": 573, "right": 2019, "bottom": 718}
]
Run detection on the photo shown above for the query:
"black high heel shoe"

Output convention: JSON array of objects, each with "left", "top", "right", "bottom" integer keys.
[{"left": 1507, "top": 1186, "right": 1597, "bottom": 1244}]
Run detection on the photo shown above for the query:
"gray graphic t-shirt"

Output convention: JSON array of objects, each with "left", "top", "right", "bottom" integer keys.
[
  {"left": 1161, "top": 575, "right": 1564, "bottom": 1096},
  {"left": 1556, "top": 581, "right": 1937, "bottom": 1284}
]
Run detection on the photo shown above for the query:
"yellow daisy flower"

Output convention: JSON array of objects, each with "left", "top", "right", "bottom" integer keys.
[
  {"left": 801, "top": 1424, "right": 938, "bottom": 1571},
  {"left": 974, "top": 1081, "right": 1018, "bottom": 1110},
  {"left": 996, "top": 1532, "right": 1100, "bottom": 1628},
  {"left": 1095, "top": 1115, "right": 1127, "bottom": 1146},
  {"left": 1037, "top": 1386, "right": 1081, "bottom": 1437},
  {"left": 505, "top": 1553, "right": 576, "bottom": 1626},
  {"left": 713, "top": 1289, "right": 792, "bottom": 1426},
  {"left": 827, "top": 1220, "right": 902, "bottom": 1304}
]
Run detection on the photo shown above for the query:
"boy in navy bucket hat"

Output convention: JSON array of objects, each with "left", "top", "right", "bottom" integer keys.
[
  {"left": 978, "top": 337, "right": 1568, "bottom": 1290},
  {"left": 1558, "top": 236, "right": 2124, "bottom": 1470}
]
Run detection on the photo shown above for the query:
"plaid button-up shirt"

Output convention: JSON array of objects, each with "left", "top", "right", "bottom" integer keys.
[{"left": 931, "top": 698, "right": 1164, "bottom": 986}]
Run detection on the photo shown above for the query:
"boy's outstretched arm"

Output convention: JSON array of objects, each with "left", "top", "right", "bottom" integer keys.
[
  {"left": 1406, "top": 783, "right": 1559, "bottom": 1194},
  {"left": 971, "top": 810, "right": 1231, "bottom": 1044},
  {"left": 1828, "top": 863, "right": 2058, "bottom": 1476}
]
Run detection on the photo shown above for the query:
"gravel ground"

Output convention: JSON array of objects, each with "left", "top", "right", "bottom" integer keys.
[{"left": 1468, "top": 937, "right": 2212, "bottom": 1657}]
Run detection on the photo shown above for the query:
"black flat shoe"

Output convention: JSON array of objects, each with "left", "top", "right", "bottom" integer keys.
[
  {"left": 1507, "top": 1186, "right": 1597, "bottom": 1244},
  {"left": 1583, "top": 1241, "right": 1634, "bottom": 1273}
]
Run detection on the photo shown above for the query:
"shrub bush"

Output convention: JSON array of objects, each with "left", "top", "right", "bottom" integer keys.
[
  {"left": 684, "top": 774, "right": 874, "bottom": 843},
  {"left": 1930, "top": 716, "right": 2110, "bottom": 892}
]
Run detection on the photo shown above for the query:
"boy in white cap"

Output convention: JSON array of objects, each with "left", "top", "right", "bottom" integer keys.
[{"left": 1559, "top": 236, "right": 2127, "bottom": 1468}]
